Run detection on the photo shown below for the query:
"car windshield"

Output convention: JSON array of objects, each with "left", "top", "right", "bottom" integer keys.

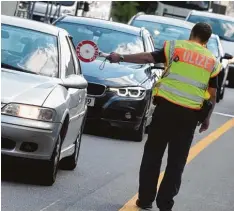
[
  {"left": 131, "top": 19, "right": 191, "bottom": 49},
  {"left": 55, "top": 21, "right": 144, "bottom": 56},
  {"left": 1, "top": 24, "right": 58, "bottom": 77},
  {"left": 207, "top": 37, "right": 219, "bottom": 58},
  {"left": 187, "top": 15, "right": 234, "bottom": 42}
]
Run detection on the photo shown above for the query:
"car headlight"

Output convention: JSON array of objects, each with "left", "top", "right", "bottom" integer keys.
[
  {"left": 1, "top": 104, "right": 55, "bottom": 122},
  {"left": 109, "top": 87, "right": 146, "bottom": 98}
]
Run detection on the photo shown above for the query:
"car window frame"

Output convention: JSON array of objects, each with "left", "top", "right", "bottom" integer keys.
[
  {"left": 66, "top": 36, "right": 82, "bottom": 75},
  {"left": 142, "top": 31, "right": 152, "bottom": 52},
  {"left": 59, "top": 33, "right": 76, "bottom": 77}
]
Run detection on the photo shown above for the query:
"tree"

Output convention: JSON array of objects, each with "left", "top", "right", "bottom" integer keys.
[
  {"left": 111, "top": 1, "right": 139, "bottom": 23},
  {"left": 111, "top": 1, "right": 158, "bottom": 23}
]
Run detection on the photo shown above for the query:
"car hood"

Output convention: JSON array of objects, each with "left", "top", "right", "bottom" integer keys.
[
  {"left": 1, "top": 68, "right": 58, "bottom": 106},
  {"left": 81, "top": 59, "right": 149, "bottom": 87},
  {"left": 220, "top": 40, "right": 234, "bottom": 55}
]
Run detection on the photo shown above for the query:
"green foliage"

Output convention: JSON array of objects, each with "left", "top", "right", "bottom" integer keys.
[
  {"left": 111, "top": 1, "right": 139, "bottom": 23},
  {"left": 111, "top": 1, "right": 158, "bottom": 23}
]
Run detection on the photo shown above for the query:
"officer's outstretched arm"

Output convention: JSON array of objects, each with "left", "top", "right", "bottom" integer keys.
[{"left": 107, "top": 52, "right": 155, "bottom": 64}]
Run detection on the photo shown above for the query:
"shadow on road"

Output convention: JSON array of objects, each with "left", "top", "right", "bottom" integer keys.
[
  {"left": 1, "top": 155, "right": 64, "bottom": 186},
  {"left": 83, "top": 122, "right": 143, "bottom": 142}
]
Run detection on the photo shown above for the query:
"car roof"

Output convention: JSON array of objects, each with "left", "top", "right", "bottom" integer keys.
[
  {"left": 56, "top": 15, "right": 143, "bottom": 36},
  {"left": 133, "top": 14, "right": 195, "bottom": 29},
  {"left": 133, "top": 14, "right": 218, "bottom": 39},
  {"left": 189, "top": 10, "right": 234, "bottom": 22},
  {"left": 1, "top": 15, "right": 67, "bottom": 36}
]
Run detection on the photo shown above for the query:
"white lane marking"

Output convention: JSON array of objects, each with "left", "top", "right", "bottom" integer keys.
[
  {"left": 39, "top": 198, "right": 62, "bottom": 211},
  {"left": 214, "top": 112, "right": 234, "bottom": 118}
]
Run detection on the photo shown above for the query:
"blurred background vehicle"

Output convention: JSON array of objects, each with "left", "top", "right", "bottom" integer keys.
[
  {"left": 129, "top": 13, "right": 231, "bottom": 101},
  {"left": 1, "top": 15, "right": 88, "bottom": 185},
  {"left": 154, "top": 1, "right": 212, "bottom": 19},
  {"left": 30, "top": 1, "right": 90, "bottom": 23},
  {"left": 53, "top": 15, "right": 163, "bottom": 142},
  {"left": 186, "top": 10, "right": 234, "bottom": 88}
]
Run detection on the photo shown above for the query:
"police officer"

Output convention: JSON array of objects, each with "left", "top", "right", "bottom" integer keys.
[{"left": 106, "top": 22, "right": 221, "bottom": 211}]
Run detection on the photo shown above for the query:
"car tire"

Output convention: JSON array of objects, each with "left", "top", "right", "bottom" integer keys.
[
  {"left": 216, "top": 86, "right": 221, "bottom": 103},
  {"left": 59, "top": 131, "right": 82, "bottom": 170},
  {"left": 41, "top": 135, "right": 62, "bottom": 186},
  {"left": 220, "top": 86, "right": 225, "bottom": 100},
  {"left": 59, "top": 113, "right": 86, "bottom": 170},
  {"left": 131, "top": 116, "right": 147, "bottom": 142}
]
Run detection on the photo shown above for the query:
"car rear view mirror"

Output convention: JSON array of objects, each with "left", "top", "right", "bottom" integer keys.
[
  {"left": 1, "top": 30, "right": 9, "bottom": 39},
  {"left": 62, "top": 74, "right": 88, "bottom": 89}
]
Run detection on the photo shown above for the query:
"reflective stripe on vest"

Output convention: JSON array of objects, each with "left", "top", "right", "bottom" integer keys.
[
  {"left": 160, "top": 84, "right": 204, "bottom": 103},
  {"left": 166, "top": 72, "right": 207, "bottom": 90}
]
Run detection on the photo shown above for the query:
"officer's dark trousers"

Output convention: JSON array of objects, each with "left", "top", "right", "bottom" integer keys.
[{"left": 138, "top": 98, "right": 198, "bottom": 210}]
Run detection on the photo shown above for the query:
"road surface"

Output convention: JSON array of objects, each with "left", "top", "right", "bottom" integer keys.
[{"left": 2, "top": 88, "right": 234, "bottom": 211}]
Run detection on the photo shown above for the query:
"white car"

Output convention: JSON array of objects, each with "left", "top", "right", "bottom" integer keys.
[{"left": 1, "top": 15, "right": 88, "bottom": 185}]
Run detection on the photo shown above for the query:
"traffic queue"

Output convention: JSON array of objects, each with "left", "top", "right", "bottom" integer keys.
[{"left": 1, "top": 8, "right": 233, "bottom": 188}]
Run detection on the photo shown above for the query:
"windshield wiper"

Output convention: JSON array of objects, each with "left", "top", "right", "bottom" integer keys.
[{"left": 1, "top": 63, "right": 38, "bottom": 75}]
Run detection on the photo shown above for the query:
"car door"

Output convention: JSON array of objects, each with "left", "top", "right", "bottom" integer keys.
[{"left": 60, "top": 34, "right": 86, "bottom": 149}]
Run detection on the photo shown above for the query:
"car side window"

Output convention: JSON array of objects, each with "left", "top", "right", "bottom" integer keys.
[
  {"left": 60, "top": 35, "right": 75, "bottom": 76},
  {"left": 67, "top": 37, "right": 82, "bottom": 75}
]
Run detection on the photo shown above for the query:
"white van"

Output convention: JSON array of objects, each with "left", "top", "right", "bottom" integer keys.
[{"left": 31, "top": 1, "right": 82, "bottom": 22}]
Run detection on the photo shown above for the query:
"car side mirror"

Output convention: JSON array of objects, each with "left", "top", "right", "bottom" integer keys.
[
  {"left": 62, "top": 74, "right": 88, "bottom": 89},
  {"left": 222, "top": 53, "right": 233, "bottom": 61}
]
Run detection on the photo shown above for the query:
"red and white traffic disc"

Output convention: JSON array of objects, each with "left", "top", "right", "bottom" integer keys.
[{"left": 76, "top": 40, "right": 99, "bottom": 63}]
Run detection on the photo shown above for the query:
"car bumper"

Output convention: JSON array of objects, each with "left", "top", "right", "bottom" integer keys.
[
  {"left": 86, "top": 92, "right": 149, "bottom": 130},
  {"left": 1, "top": 115, "right": 61, "bottom": 160}
]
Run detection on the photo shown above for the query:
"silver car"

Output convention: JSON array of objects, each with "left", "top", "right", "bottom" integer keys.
[{"left": 1, "top": 15, "right": 88, "bottom": 185}]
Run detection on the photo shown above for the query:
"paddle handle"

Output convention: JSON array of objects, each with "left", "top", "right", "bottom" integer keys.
[{"left": 99, "top": 52, "right": 110, "bottom": 58}]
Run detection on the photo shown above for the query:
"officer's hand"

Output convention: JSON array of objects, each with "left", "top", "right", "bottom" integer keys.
[
  {"left": 106, "top": 52, "right": 121, "bottom": 63},
  {"left": 199, "top": 118, "right": 210, "bottom": 133}
]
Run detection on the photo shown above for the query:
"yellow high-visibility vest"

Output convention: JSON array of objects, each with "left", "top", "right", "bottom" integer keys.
[{"left": 153, "top": 40, "right": 222, "bottom": 110}]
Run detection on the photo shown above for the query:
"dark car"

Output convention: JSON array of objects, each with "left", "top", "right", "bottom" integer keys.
[
  {"left": 53, "top": 16, "right": 161, "bottom": 142},
  {"left": 129, "top": 13, "right": 231, "bottom": 102},
  {"left": 186, "top": 10, "right": 234, "bottom": 88}
]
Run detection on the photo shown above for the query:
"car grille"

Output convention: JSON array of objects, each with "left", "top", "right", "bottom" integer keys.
[{"left": 87, "top": 83, "right": 106, "bottom": 96}]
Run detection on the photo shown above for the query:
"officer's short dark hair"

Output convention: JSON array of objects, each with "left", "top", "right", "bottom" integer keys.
[{"left": 191, "top": 22, "right": 212, "bottom": 43}]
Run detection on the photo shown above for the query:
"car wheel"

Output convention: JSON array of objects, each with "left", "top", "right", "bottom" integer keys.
[
  {"left": 216, "top": 87, "right": 221, "bottom": 103},
  {"left": 41, "top": 135, "right": 62, "bottom": 186},
  {"left": 220, "top": 86, "right": 225, "bottom": 100},
  {"left": 59, "top": 114, "right": 86, "bottom": 170},
  {"left": 59, "top": 131, "right": 82, "bottom": 170},
  {"left": 131, "top": 116, "right": 147, "bottom": 142}
]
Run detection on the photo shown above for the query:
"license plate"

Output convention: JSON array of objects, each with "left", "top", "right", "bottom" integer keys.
[{"left": 86, "top": 97, "right": 95, "bottom": 107}]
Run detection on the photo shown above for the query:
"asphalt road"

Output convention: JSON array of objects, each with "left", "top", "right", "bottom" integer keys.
[{"left": 2, "top": 88, "right": 234, "bottom": 211}]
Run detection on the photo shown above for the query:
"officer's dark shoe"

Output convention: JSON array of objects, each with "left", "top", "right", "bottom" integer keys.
[
  {"left": 159, "top": 209, "right": 172, "bottom": 211},
  {"left": 136, "top": 199, "right": 153, "bottom": 210}
]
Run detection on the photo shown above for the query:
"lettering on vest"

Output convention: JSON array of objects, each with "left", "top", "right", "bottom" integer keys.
[{"left": 174, "top": 48, "right": 215, "bottom": 72}]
